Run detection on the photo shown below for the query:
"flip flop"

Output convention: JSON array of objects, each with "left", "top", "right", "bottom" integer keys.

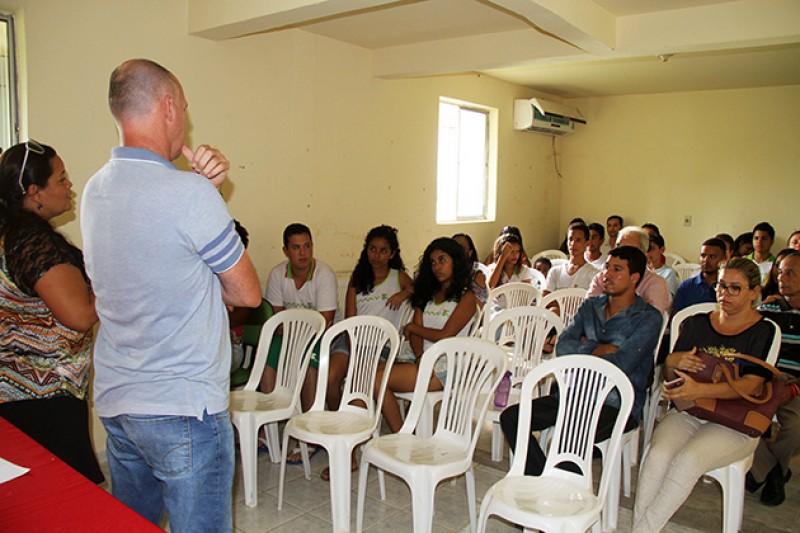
[{"left": 286, "top": 445, "right": 320, "bottom": 465}]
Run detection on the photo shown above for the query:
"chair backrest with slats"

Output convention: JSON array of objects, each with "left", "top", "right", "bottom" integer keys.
[
  {"left": 669, "top": 302, "right": 718, "bottom": 352},
  {"left": 243, "top": 309, "right": 326, "bottom": 394},
  {"left": 674, "top": 263, "right": 701, "bottom": 283},
  {"left": 512, "top": 356, "right": 633, "bottom": 504},
  {"left": 473, "top": 282, "right": 541, "bottom": 337},
  {"left": 539, "top": 287, "right": 588, "bottom": 328},
  {"left": 484, "top": 306, "right": 565, "bottom": 386},
  {"left": 399, "top": 338, "right": 507, "bottom": 454},
  {"left": 313, "top": 316, "right": 399, "bottom": 423}
]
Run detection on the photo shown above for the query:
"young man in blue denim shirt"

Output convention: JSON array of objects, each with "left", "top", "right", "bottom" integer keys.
[{"left": 500, "top": 245, "right": 663, "bottom": 475}]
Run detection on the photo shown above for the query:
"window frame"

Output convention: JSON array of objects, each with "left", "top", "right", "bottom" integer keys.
[
  {"left": 435, "top": 97, "right": 497, "bottom": 225},
  {"left": 0, "top": 12, "right": 19, "bottom": 148}
]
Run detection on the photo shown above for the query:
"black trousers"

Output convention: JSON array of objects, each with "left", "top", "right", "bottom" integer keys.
[
  {"left": 499, "top": 394, "right": 638, "bottom": 476},
  {"left": 0, "top": 395, "right": 105, "bottom": 483}
]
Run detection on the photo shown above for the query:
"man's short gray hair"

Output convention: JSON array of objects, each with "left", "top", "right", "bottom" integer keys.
[
  {"left": 618, "top": 226, "right": 650, "bottom": 252},
  {"left": 108, "top": 59, "right": 178, "bottom": 121}
]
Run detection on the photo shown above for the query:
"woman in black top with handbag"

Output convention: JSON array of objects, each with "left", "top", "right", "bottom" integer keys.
[{"left": 633, "top": 257, "right": 777, "bottom": 532}]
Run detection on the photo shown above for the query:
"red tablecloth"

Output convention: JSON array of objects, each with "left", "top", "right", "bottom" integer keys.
[{"left": 0, "top": 416, "right": 161, "bottom": 532}]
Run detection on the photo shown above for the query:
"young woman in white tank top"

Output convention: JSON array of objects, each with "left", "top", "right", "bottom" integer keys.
[{"left": 376, "top": 237, "right": 477, "bottom": 434}]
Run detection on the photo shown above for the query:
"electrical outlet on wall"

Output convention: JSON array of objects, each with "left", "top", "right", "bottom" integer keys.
[{"left": 683, "top": 215, "right": 692, "bottom": 227}]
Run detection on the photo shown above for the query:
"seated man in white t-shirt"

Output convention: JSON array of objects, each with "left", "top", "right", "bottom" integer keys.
[
  {"left": 544, "top": 222, "right": 599, "bottom": 297},
  {"left": 262, "top": 223, "right": 338, "bottom": 414},
  {"left": 585, "top": 222, "right": 607, "bottom": 268},
  {"left": 646, "top": 233, "right": 680, "bottom": 296}
]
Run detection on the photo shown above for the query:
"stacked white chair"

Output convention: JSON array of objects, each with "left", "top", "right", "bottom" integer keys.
[
  {"left": 229, "top": 309, "right": 326, "bottom": 507},
  {"left": 278, "top": 316, "right": 399, "bottom": 533},
  {"left": 664, "top": 251, "right": 686, "bottom": 267},
  {"left": 530, "top": 249, "right": 567, "bottom": 263},
  {"left": 355, "top": 338, "right": 508, "bottom": 533},
  {"left": 480, "top": 306, "right": 565, "bottom": 462},
  {"left": 477, "top": 355, "right": 634, "bottom": 533},
  {"left": 674, "top": 263, "right": 701, "bottom": 282}
]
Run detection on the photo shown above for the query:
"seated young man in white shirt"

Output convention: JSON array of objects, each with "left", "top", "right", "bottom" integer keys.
[
  {"left": 262, "top": 223, "right": 338, "bottom": 415},
  {"left": 585, "top": 222, "right": 607, "bottom": 268},
  {"left": 544, "top": 222, "right": 598, "bottom": 296}
]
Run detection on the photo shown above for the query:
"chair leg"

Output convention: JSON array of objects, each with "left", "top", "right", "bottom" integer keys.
[
  {"left": 410, "top": 477, "right": 435, "bottom": 533},
  {"left": 355, "top": 458, "right": 371, "bottom": 533},
  {"left": 491, "top": 422, "right": 503, "bottom": 462},
  {"left": 266, "top": 421, "right": 282, "bottom": 463},
  {"left": 236, "top": 417, "right": 259, "bottom": 508},
  {"left": 327, "top": 443, "right": 353, "bottom": 533},
  {"left": 465, "top": 467, "right": 477, "bottom": 533},
  {"left": 277, "top": 429, "right": 291, "bottom": 510}
]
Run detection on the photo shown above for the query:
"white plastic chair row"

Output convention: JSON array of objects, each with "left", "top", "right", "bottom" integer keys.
[{"left": 674, "top": 262, "right": 701, "bottom": 283}]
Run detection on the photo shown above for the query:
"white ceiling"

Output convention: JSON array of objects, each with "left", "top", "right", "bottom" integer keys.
[{"left": 188, "top": 0, "right": 800, "bottom": 98}]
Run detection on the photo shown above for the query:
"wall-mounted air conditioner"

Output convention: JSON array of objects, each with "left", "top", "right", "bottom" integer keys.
[{"left": 513, "top": 98, "right": 586, "bottom": 136}]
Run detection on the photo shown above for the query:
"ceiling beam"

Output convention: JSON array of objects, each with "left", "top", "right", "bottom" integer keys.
[
  {"left": 487, "top": 0, "right": 616, "bottom": 54},
  {"left": 187, "top": 0, "right": 400, "bottom": 40}
]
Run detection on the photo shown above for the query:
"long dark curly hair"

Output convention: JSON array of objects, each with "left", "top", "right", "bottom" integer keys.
[
  {"left": 350, "top": 225, "right": 406, "bottom": 295},
  {"left": 411, "top": 237, "right": 472, "bottom": 309}
]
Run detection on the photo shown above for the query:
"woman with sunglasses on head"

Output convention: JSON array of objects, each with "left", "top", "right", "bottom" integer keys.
[
  {"left": 0, "top": 141, "right": 103, "bottom": 483},
  {"left": 376, "top": 237, "right": 477, "bottom": 433},
  {"left": 633, "top": 258, "right": 776, "bottom": 532}
]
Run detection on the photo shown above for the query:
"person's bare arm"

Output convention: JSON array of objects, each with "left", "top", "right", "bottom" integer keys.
[
  {"left": 218, "top": 251, "right": 261, "bottom": 307},
  {"left": 34, "top": 264, "right": 97, "bottom": 332},
  {"left": 404, "top": 292, "right": 478, "bottom": 343}
]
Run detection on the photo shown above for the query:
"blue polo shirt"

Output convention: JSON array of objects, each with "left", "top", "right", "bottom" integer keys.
[
  {"left": 672, "top": 274, "right": 716, "bottom": 314},
  {"left": 81, "top": 147, "right": 244, "bottom": 419}
]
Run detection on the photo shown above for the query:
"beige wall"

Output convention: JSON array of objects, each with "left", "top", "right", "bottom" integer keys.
[
  {"left": 562, "top": 85, "right": 800, "bottom": 260},
  {"left": 17, "top": 0, "right": 561, "bottom": 280}
]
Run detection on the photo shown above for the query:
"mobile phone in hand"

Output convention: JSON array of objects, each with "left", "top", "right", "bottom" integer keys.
[{"left": 664, "top": 378, "right": 684, "bottom": 390}]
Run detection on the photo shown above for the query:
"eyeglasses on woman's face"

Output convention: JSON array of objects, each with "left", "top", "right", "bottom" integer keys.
[
  {"left": 714, "top": 281, "right": 748, "bottom": 296},
  {"left": 18, "top": 139, "right": 45, "bottom": 196}
]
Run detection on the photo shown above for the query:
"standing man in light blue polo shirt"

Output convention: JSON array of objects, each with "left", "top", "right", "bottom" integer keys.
[{"left": 81, "top": 59, "right": 261, "bottom": 533}]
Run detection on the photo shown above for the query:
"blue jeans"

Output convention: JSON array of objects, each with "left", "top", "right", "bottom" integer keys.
[{"left": 102, "top": 410, "right": 234, "bottom": 533}]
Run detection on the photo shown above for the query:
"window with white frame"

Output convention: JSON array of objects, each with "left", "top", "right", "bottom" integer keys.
[
  {"left": 0, "top": 13, "right": 18, "bottom": 150},
  {"left": 436, "top": 98, "right": 497, "bottom": 224}
]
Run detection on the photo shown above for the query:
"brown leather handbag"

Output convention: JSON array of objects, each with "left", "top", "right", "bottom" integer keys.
[{"left": 672, "top": 351, "right": 785, "bottom": 437}]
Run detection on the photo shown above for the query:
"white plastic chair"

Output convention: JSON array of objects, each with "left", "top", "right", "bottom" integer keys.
[
  {"left": 664, "top": 251, "right": 686, "bottom": 267},
  {"left": 674, "top": 263, "right": 701, "bottom": 282},
  {"left": 539, "top": 287, "right": 588, "bottom": 328},
  {"left": 477, "top": 355, "right": 634, "bottom": 533},
  {"left": 550, "top": 257, "right": 568, "bottom": 268},
  {"left": 481, "top": 306, "right": 565, "bottom": 462},
  {"left": 474, "top": 282, "right": 541, "bottom": 338},
  {"left": 355, "top": 338, "right": 508, "bottom": 533},
  {"left": 229, "top": 309, "right": 326, "bottom": 507},
  {"left": 530, "top": 249, "right": 567, "bottom": 262},
  {"left": 278, "top": 316, "right": 399, "bottom": 533}
]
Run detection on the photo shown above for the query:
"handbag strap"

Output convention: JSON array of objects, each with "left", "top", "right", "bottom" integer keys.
[{"left": 715, "top": 353, "right": 781, "bottom": 405}]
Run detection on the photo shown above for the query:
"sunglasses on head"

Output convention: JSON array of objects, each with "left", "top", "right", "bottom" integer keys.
[{"left": 18, "top": 139, "right": 45, "bottom": 196}]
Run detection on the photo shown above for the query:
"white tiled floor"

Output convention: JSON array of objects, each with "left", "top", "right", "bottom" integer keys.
[{"left": 100, "top": 420, "right": 800, "bottom": 532}]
